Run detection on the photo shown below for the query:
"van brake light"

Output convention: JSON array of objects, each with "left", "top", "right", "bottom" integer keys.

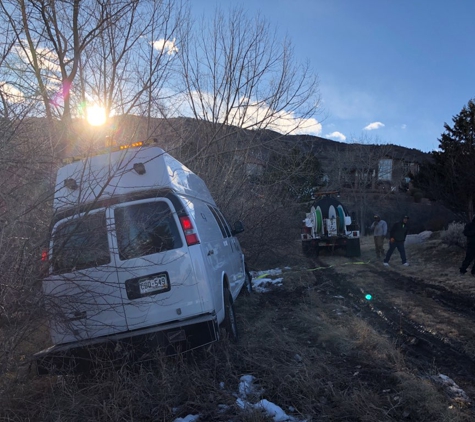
[
  {"left": 40, "top": 248, "right": 50, "bottom": 277},
  {"left": 179, "top": 216, "right": 200, "bottom": 246}
]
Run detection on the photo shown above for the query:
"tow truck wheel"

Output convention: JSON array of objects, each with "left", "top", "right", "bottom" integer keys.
[{"left": 221, "top": 288, "right": 239, "bottom": 342}]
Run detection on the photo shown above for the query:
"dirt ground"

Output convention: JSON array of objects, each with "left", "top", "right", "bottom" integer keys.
[
  {"left": 231, "top": 233, "right": 475, "bottom": 420},
  {"left": 5, "top": 233, "right": 475, "bottom": 421},
  {"left": 305, "top": 234, "right": 475, "bottom": 404}
]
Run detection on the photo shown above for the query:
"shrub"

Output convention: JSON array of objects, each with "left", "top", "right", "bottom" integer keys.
[
  {"left": 425, "top": 216, "right": 447, "bottom": 231},
  {"left": 440, "top": 221, "right": 466, "bottom": 248},
  {"left": 412, "top": 189, "right": 424, "bottom": 203}
]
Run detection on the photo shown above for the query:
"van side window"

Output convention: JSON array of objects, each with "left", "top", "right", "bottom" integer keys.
[
  {"left": 215, "top": 208, "right": 232, "bottom": 237},
  {"left": 115, "top": 201, "right": 183, "bottom": 260},
  {"left": 52, "top": 212, "right": 110, "bottom": 274},
  {"left": 208, "top": 206, "right": 231, "bottom": 238},
  {"left": 208, "top": 205, "right": 229, "bottom": 237}
]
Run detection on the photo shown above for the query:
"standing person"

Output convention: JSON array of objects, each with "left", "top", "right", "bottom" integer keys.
[
  {"left": 370, "top": 215, "right": 387, "bottom": 259},
  {"left": 460, "top": 217, "right": 475, "bottom": 275},
  {"left": 383, "top": 216, "right": 410, "bottom": 266}
]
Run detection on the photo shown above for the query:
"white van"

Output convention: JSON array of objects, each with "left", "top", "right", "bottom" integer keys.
[{"left": 35, "top": 141, "right": 250, "bottom": 373}]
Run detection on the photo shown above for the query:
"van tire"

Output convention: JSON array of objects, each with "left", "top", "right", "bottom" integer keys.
[{"left": 221, "top": 288, "right": 239, "bottom": 342}]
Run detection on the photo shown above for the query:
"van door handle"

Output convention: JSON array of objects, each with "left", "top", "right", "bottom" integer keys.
[{"left": 207, "top": 250, "right": 214, "bottom": 256}]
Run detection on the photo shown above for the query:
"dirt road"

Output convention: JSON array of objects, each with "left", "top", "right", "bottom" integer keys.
[{"left": 310, "top": 235, "right": 475, "bottom": 403}]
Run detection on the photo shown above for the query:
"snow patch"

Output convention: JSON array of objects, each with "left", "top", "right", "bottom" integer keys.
[
  {"left": 431, "top": 373, "right": 471, "bottom": 405},
  {"left": 250, "top": 268, "right": 285, "bottom": 292},
  {"left": 405, "top": 231, "right": 433, "bottom": 245}
]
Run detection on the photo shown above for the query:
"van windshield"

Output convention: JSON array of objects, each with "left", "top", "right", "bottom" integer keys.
[
  {"left": 115, "top": 201, "right": 182, "bottom": 260},
  {"left": 52, "top": 211, "right": 110, "bottom": 274}
]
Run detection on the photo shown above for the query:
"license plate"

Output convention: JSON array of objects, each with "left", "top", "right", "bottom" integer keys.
[{"left": 138, "top": 274, "right": 169, "bottom": 295}]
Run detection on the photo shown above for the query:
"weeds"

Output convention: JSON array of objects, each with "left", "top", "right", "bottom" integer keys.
[
  {"left": 441, "top": 222, "right": 466, "bottom": 248},
  {"left": 1, "top": 260, "right": 473, "bottom": 421}
]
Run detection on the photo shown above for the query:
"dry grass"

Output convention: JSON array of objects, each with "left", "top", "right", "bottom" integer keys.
[{"left": 1, "top": 239, "right": 474, "bottom": 421}]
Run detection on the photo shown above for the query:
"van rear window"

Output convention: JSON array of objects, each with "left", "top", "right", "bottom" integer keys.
[
  {"left": 115, "top": 201, "right": 182, "bottom": 260},
  {"left": 52, "top": 212, "right": 110, "bottom": 274}
]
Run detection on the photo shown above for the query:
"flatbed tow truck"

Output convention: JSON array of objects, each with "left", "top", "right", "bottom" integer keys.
[{"left": 301, "top": 192, "right": 360, "bottom": 257}]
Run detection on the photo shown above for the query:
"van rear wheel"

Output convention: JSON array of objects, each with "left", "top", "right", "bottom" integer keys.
[{"left": 221, "top": 288, "right": 238, "bottom": 342}]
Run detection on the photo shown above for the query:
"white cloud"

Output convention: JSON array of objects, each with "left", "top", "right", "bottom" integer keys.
[
  {"left": 232, "top": 101, "right": 322, "bottom": 136},
  {"left": 235, "top": 99, "right": 321, "bottom": 135},
  {"left": 401, "top": 124, "right": 407, "bottom": 129},
  {"left": 325, "top": 131, "right": 346, "bottom": 141},
  {"left": 0, "top": 82, "right": 24, "bottom": 103},
  {"left": 14, "top": 45, "right": 61, "bottom": 72},
  {"left": 152, "top": 38, "right": 178, "bottom": 55},
  {"left": 363, "top": 121, "right": 385, "bottom": 131},
  {"left": 173, "top": 90, "right": 322, "bottom": 136},
  {"left": 267, "top": 110, "right": 322, "bottom": 136}
]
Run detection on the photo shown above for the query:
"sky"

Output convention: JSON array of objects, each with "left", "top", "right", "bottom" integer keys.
[{"left": 190, "top": 0, "right": 475, "bottom": 153}]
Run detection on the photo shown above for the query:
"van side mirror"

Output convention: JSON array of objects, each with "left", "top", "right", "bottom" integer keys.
[{"left": 231, "top": 220, "right": 244, "bottom": 236}]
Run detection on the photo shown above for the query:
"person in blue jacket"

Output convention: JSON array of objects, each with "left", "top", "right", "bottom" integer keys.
[{"left": 383, "top": 216, "right": 409, "bottom": 266}]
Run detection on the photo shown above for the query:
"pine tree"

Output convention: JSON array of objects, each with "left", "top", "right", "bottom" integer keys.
[{"left": 415, "top": 99, "right": 475, "bottom": 219}]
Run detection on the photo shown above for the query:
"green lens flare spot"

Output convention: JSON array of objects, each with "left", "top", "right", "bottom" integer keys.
[{"left": 365, "top": 294, "right": 372, "bottom": 301}]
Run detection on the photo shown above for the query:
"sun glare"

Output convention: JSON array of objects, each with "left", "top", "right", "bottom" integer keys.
[{"left": 86, "top": 104, "right": 107, "bottom": 126}]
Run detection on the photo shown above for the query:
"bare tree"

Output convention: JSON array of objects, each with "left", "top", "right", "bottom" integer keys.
[
  {"left": 79, "top": 1, "right": 186, "bottom": 130},
  {"left": 0, "top": 114, "right": 54, "bottom": 378},
  {"left": 0, "top": 0, "right": 186, "bottom": 149},
  {"left": 0, "top": 21, "right": 21, "bottom": 119},
  {"left": 175, "top": 8, "right": 320, "bottom": 159},
  {"left": 167, "top": 8, "right": 322, "bottom": 254},
  {"left": 1, "top": 1, "right": 111, "bottom": 126}
]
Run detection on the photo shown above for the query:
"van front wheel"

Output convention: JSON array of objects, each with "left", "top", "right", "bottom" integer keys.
[{"left": 221, "top": 288, "right": 238, "bottom": 342}]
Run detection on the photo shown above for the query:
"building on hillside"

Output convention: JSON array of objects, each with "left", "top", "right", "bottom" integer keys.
[{"left": 311, "top": 141, "right": 428, "bottom": 194}]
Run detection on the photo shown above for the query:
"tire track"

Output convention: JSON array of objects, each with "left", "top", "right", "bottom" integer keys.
[{"left": 310, "top": 257, "right": 475, "bottom": 400}]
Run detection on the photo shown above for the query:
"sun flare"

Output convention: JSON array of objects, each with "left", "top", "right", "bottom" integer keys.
[{"left": 86, "top": 104, "right": 107, "bottom": 126}]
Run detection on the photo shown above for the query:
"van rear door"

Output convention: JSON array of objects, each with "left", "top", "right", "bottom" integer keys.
[
  {"left": 44, "top": 209, "right": 127, "bottom": 344},
  {"left": 111, "top": 198, "right": 214, "bottom": 331}
]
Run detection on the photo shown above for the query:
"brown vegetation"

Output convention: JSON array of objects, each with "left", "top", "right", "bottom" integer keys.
[{"left": 1, "top": 234, "right": 475, "bottom": 421}]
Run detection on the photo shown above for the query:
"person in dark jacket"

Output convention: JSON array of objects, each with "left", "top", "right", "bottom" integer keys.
[
  {"left": 383, "top": 216, "right": 409, "bottom": 266},
  {"left": 460, "top": 217, "right": 475, "bottom": 275}
]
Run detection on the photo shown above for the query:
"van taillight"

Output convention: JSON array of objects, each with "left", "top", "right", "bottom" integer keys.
[
  {"left": 40, "top": 248, "right": 49, "bottom": 277},
  {"left": 179, "top": 216, "right": 200, "bottom": 246}
]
